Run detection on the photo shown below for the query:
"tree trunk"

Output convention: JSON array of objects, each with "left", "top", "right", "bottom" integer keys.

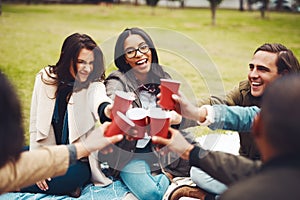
[
  {"left": 260, "top": 9, "right": 265, "bottom": 18},
  {"left": 180, "top": 0, "right": 185, "bottom": 8},
  {"left": 211, "top": 3, "right": 217, "bottom": 26},
  {"left": 276, "top": 0, "right": 283, "bottom": 10},
  {"left": 0, "top": 0, "right": 2, "bottom": 16},
  {"left": 260, "top": 0, "right": 269, "bottom": 18},
  {"left": 247, "top": 0, "right": 253, "bottom": 11},
  {"left": 239, "top": 0, "right": 244, "bottom": 11}
]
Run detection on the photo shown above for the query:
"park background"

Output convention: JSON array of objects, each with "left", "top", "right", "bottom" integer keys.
[{"left": 0, "top": 2, "right": 299, "bottom": 144}]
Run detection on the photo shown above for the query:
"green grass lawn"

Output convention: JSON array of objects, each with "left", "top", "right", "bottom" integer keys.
[{"left": 1, "top": 4, "right": 300, "bottom": 143}]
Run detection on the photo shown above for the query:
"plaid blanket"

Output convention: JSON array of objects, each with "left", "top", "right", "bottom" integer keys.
[{"left": 0, "top": 181, "right": 130, "bottom": 200}]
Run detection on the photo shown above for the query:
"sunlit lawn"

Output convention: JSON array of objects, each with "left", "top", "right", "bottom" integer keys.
[{"left": 1, "top": 3, "right": 299, "bottom": 143}]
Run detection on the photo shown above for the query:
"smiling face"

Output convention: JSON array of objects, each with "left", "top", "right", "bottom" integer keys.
[
  {"left": 70, "top": 48, "right": 94, "bottom": 83},
  {"left": 248, "top": 50, "right": 281, "bottom": 97},
  {"left": 123, "top": 34, "right": 152, "bottom": 79}
]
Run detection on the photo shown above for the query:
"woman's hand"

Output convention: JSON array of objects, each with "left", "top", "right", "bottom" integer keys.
[
  {"left": 77, "top": 122, "right": 123, "bottom": 156},
  {"left": 104, "top": 104, "right": 113, "bottom": 119},
  {"left": 152, "top": 128, "right": 194, "bottom": 160},
  {"left": 168, "top": 110, "right": 182, "bottom": 125},
  {"left": 36, "top": 178, "right": 51, "bottom": 191}
]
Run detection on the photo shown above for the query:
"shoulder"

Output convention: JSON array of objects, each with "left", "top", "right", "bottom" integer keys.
[
  {"left": 238, "top": 80, "right": 251, "bottom": 91},
  {"left": 229, "top": 80, "right": 250, "bottom": 94},
  {"left": 106, "top": 70, "right": 123, "bottom": 79},
  {"left": 87, "top": 81, "right": 107, "bottom": 93},
  {"left": 164, "top": 71, "right": 172, "bottom": 79},
  {"left": 221, "top": 168, "right": 300, "bottom": 200},
  {"left": 221, "top": 175, "right": 264, "bottom": 200},
  {"left": 105, "top": 70, "right": 132, "bottom": 89},
  {"left": 35, "top": 67, "right": 56, "bottom": 84},
  {"left": 150, "top": 64, "right": 171, "bottom": 79},
  {"left": 225, "top": 80, "right": 252, "bottom": 105}
]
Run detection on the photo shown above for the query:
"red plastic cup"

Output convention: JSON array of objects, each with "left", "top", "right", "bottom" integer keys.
[
  {"left": 105, "top": 111, "right": 135, "bottom": 137},
  {"left": 149, "top": 107, "right": 170, "bottom": 139},
  {"left": 126, "top": 108, "right": 148, "bottom": 139},
  {"left": 111, "top": 91, "right": 135, "bottom": 119},
  {"left": 159, "top": 79, "right": 181, "bottom": 110}
]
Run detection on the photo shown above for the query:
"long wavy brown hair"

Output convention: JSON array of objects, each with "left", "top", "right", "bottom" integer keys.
[
  {"left": 43, "top": 33, "right": 106, "bottom": 96},
  {"left": 0, "top": 71, "right": 24, "bottom": 168}
]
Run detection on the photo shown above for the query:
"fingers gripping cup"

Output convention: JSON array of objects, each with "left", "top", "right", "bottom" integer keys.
[
  {"left": 126, "top": 108, "right": 148, "bottom": 139},
  {"left": 105, "top": 111, "right": 135, "bottom": 137},
  {"left": 111, "top": 90, "right": 135, "bottom": 119},
  {"left": 159, "top": 79, "right": 180, "bottom": 110},
  {"left": 149, "top": 108, "right": 170, "bottom": 139}
]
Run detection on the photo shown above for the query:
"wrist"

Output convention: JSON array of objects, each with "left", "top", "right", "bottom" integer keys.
[
  {"left": 197, "top": 107, "right": 207, "bottom": 122},
  {"left": 73, "top": 143, "right": 90, "bottom": 160},
  {"left": 197, "top": 105, "right": 215, "bottom": 126},
  {"left": 104, "top": 106, "right": 110, "bottom": 119},
  {"left": 182, "top": 144, "right": 194, "bottom": 160},
  {"left": 67, "top": 144, "right": 78, "bottom": 165},
  {"left": 189, "top": 146, "right": 209, "bottom": 166}
]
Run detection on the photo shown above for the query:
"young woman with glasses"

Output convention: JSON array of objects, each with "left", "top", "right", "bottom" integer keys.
[{"left": 100, "top": 27, "right": 196, "bottom": 200}]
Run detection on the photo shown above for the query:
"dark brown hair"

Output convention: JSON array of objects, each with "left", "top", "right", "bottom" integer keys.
[
  {"left": 254, "top": 43, "right": 300, "bottom": 74},
  {"left": 0, "top": 71, "right": 24, "bottom": 168},
  {"left": 44, "top": 33, "right": 106, "bottom": 95},
  {"left": 113, "top": 27, "right": 169, "bottom": 83}
]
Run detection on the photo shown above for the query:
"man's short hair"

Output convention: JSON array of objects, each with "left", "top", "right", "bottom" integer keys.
[{"left": 254, "top": 43, "right": 300, "bottom": 74}]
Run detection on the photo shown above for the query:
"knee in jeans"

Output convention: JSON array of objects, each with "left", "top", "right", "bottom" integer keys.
[{"left": 190, "top": 167, "right": 205, "bottom": 179}]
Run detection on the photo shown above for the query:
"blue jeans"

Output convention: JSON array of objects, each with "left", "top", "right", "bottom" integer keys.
[
  {"left": 120, "top": 159, "right": 170, "bottom": 200},
  {"left": 190, "top": 166, "right": 227, "bottom": 195},
  {"left": 21, "top": 160, "right": 91, "bottom": 195}
]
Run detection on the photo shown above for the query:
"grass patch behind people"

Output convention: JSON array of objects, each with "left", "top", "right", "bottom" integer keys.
[{"left": 1, "top": 4, "right": 299, "bottom": 143}]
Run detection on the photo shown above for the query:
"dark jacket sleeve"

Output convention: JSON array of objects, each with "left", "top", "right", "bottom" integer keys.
[
  {"left": 189, "top": 146, "right": 262, "bottom": 185},
  {"left": 163, "top": 130, "right": 199, "bottom": 177},
  {"left": 98, "top": 102, "right": 112, "bottom": 124}
]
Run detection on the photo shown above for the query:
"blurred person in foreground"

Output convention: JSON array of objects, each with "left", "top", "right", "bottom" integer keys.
[
  {"left": 0, "top": 71, "right": 123, "bottom": 194},
  {"left": 153, "top": 74, "right": 300, "bottom": 200}
]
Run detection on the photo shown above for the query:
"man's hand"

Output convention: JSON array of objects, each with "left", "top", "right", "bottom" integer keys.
[
  {"left": 171, "top": 92, "right": 204, "bottom": 122},
  {"left": 158, "top": 91, "right": 203, "bottom": 122},
  {"left": 75, "top": 122, "right": 123, "bottom": 158},
  {"left": 152, "top": 127, "right": 194, "bottom": 160}
]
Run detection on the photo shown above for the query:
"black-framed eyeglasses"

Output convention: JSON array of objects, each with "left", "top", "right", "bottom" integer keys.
[{"left": 124, "top": 44, "right": 150, "bottom": 59}]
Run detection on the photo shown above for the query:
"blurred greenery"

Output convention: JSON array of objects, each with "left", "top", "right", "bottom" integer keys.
[{"left": 0, "top": 4, "right": 299, "bottom": 144}]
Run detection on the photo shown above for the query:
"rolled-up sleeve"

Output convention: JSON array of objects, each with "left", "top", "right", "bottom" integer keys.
[{"left": 209, "top": 105, "right": 260, "bottom": 132}]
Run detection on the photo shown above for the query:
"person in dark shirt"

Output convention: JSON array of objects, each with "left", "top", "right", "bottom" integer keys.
[{"left": 153, "top": 74, "right": 300, "bottom": 200}]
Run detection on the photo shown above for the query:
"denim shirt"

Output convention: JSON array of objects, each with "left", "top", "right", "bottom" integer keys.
[{"left": 208, "top": 105, "right": 260, "bottom": 132}]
